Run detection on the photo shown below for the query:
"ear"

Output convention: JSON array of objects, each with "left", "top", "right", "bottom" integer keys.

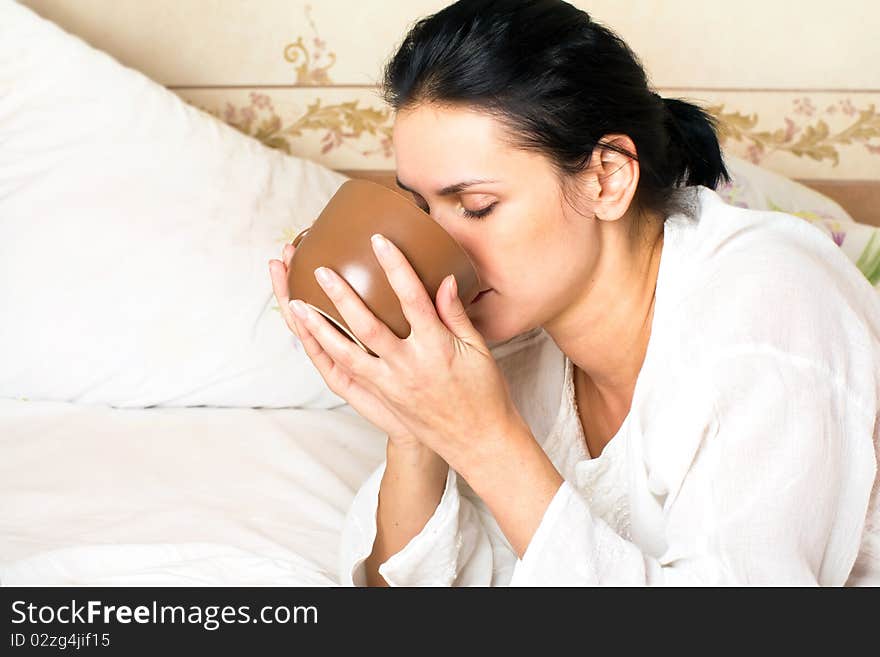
[{"left": 587, "top": 134, "right": 640, "bottom": 222}]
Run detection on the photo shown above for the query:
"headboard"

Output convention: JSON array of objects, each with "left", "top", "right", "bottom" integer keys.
[
  {"left": 794, "top": 181, "right": 879, "bottom": 227},
  {"left": 20, "top": 0, "right": 880, "bottom": 226}
]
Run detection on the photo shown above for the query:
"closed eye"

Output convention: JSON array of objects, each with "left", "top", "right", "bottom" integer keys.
[
  {"left": 460, "top": 202, "right": 497, "bottom": 220},
  {"left": 409, "top": 193, "right": 496, "bottom": 221}
]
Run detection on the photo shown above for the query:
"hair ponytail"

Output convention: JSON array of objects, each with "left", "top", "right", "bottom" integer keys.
[{"left": 660, "top": 96, "right": 731, "bottom": 190}]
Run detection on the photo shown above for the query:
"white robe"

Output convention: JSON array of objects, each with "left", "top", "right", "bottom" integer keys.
[{"left": 338, "top": 186, "right": 880, "bottom": 586}]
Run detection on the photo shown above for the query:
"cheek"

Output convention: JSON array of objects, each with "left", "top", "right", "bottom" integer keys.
[
  {"left": 505, "top": 228, "right": 590, "bottom": 311},
  {"left": 473, "top": 194, "right": 580, "bottom": 299}
]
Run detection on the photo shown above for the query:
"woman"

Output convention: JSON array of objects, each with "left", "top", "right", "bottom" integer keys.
[{"left": 268, "top": 0, "right": 879, "bottom": 585}]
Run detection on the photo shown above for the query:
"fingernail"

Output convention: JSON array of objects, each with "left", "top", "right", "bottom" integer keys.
[
  {"left": 290, "top": 299, "right": 309, "bottom": 319},
  {"left": 447, "top": 274, "right": 458, "bottom": 302},
  {"left": 371, "top": 234, "right": 390, "bottom": 255},
  {"left": 315, "top": 266, "right": 335, "bottom": 289}
]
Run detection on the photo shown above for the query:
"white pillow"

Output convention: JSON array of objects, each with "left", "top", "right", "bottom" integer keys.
[
  {"left": 719, "top": 152, "right": 855, "bottom": 224},
  {"left": 0, "top": 2, "right": 348, "bottom": 409}
]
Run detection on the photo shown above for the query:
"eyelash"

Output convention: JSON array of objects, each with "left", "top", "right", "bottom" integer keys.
[
  {"left": 461, "top": 202, "right": 498, "bottom": 220},
  {"left": 412, "top": 195, "right": 497, "bottom": 221}
]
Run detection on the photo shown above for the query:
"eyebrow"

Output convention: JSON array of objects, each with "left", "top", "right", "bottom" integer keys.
[{"left": 396, "top": 177, "right": 499, "bottom": 197}]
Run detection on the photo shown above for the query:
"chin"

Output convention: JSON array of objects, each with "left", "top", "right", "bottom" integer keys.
[
  {"left": 471, "top": 316, "right": 529, "bottom": 348},
  {"left": 467, "top": 292, "right": 536, "bottom": 345}
]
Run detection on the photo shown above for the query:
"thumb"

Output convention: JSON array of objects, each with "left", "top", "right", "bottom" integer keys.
[{"left": 437, "top": 274, "right": 485, "bottom": 346}]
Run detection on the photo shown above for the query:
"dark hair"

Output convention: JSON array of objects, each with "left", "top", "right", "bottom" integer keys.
[{"left": 383, "top": 0, "right": 730, "bottom": 224}]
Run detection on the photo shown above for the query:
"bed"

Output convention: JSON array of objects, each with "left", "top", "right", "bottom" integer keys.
[
  {"left": 0, "top": 401, "right": 384, "bottom": 585},
  {"left": 1, "top": 2, "right": 878, "bottom": 586}
]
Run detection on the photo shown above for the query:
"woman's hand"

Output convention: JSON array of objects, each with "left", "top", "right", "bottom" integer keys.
[
  {"left": 268, "top": 234, "right": 522, "bottom": 474},
  {"left": 269, "top": 240, "right": 421, "bottom": 450}
]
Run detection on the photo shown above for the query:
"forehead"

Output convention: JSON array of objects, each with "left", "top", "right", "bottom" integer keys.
[{"left": 392, "top": 104, "right": 515, "bottom": 186}]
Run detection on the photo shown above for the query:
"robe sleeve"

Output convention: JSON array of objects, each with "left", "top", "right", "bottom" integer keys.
[{"left": 337, "top": 459, "right": 517, "bottom": 586}]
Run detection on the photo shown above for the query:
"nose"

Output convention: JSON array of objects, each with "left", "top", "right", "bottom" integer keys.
[
  {"left": 429, "top": 213, "right": 485, "bottom": 288},
  {"left": 448, "top": 239, "right": 485, "bottom": 292},
  {"left": 432, "top": 214, "right": 472, "bottom": 251}
]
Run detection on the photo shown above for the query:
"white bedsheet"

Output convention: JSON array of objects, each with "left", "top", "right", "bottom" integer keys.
[{"left": 0, "top": 399, "right": 386, "bottom": 585}]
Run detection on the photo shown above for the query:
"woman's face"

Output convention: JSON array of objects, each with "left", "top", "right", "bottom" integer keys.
[{"left": 392, "top": 103, "right": 604, "bottom": 345}]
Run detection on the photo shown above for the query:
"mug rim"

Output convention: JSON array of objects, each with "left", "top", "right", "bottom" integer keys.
[{"left": 307, "top": 302, "right": 372, "bottom": 355}]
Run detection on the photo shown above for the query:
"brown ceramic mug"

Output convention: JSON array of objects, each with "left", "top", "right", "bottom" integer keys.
[{"left": 287, "top": 179, "right": 483, "bottom": 356}]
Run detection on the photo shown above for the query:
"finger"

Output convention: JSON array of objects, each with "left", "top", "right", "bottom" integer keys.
[
  {"left": 282, "top": 242, "right": 295, "bottom": 268},
  {"left": 293, "top": 310, "right": 404, "bottom": 430},
  {"left": 437, "top": 274, "right": 487, "bottom": 350},
  {"left": 290, "top": 298, "right": 379, "bottom": 381},
  {"left": 313, "top": 265, "right": 400, "bottom": 359},
  {"left": 290, "top": 307, "right": 340, "bottom": 380},
  {"left": 370, "top": 234, "right": 443, "bottom": 341},
  {"left": 268, "top": 258, "right": 300, "bottom": 338}
]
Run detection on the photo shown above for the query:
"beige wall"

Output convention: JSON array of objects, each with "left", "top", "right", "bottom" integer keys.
[{"left": 20, "top": 0, "right": 880, "bottom": 181}]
